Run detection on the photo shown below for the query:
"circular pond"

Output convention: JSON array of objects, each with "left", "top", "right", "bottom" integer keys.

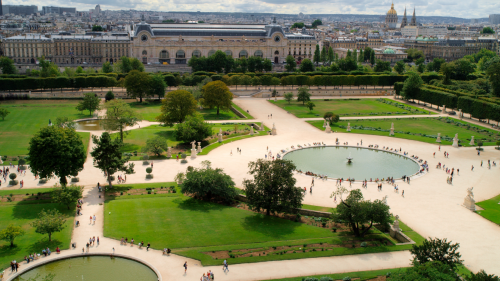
[
  {"left": 283, "top": 146, "right": 420, "bottom": 180},
  {"left": 75, "top": 119, "right": 104, "bottom": 131},
  {"left": 13, "top": 256, "right": 158, "bottom": 281}
]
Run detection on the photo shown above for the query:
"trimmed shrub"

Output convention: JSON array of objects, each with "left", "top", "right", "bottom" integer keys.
[
  {"left": 9, "top": 180, "right": 18, "bottom": 186},
  {"left": 71, "top": 177, "right": 80, "bottom": 183},
  {"left": 180, "top": 159, "right": 188, "bottom": 164},
  {"left": 146, "top": 167, "right": 152, "bottom": 174},
  {"left": 39, "top": 179, "right": 47, "bottom": 184},
  {"left": 9, "top": 173, "right": 17, "bottom": 180},
  {"left": 146, "top": 174, "right": 154, "bottom": 179}
]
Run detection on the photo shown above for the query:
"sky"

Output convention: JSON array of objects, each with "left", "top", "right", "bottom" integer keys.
[{"left": 6, "top": 0, "right": 498, "bottom": 19}]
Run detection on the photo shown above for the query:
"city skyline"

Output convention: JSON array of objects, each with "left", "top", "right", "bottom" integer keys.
[{"left": 2, "top": 0, "right": 497, "bottom": 19}]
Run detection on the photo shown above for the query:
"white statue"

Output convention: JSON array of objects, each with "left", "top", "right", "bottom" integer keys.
[
  {"left": 459, "top": 109, "right": 463, "bottom": 120},
  {"left": 197, "top": 142, "right": 202, "bottom": 153},
  {"left": 452, "top": 133, "right": 459, "bottom": 148},
  {"left": 250, "top": 126, "right": 254, "bottom": 135},
  {"left": 325, "top": 123, "right": 331, "bottom": 133},
  {"left": 346, "top": 122, "right": 351, "bottom": 132},
  {"left": 469, "top": 136, "right": 475, "bottom": 146},
  {"left": 436, "top": 133, "right": 441, "bottom": 143},
  {"left": 323, "top": 120, "right": 327, "bottom": 128},
  {"left": 393, "top": 215, "right": 400, "bottom": 231},
  {"left": 271, "top": 123, "right": 277, "bottom": 135},
  {"left": 464, "top": 187, "right": 476, "bottom": 211},
  {"left": 167, "top": 147, "right": 172, "bottom": 158},
  {"left": 218, "top": 129, "right": 223, "bottom": 142},
  {"left": 191, "top": 140, "right": 196, "bottom": 150},
  {"left": 382, "top": 195, "right": 388, "bottom": 205},
  {"left": 389, "top": 122, "right": 394, "bottom": 136}
]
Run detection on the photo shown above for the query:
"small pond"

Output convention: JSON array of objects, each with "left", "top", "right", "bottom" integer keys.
[
  {"left": 13, "top": 256, "right": 158, "bottom": 281},
  {"left": 75, "top": 119, "right": 104, "bottom": 131},
  {"left": 282, "top": 146, "right": 420, "bottom": 180}
]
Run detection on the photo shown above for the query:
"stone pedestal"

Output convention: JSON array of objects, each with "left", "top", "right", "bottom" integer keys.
[
  {"left": 191, "top": 149, "right": 197, "bottom": 159},
  {"left": 271, "top": 123, "right": 277, "bottom": 135},
  {"left": 260, "top": 122, "right": 265, "bottom": 131},
  {"left": 346, "top": 122, "right": 351, "bottom": 132},
  {"left": 250, "top": 127, "right": 254, "bottom": 135},
  {"left": 218, "top": 132, "right": 223, "bottom": 142},
  {"left": 197, "top": 142, "right": 202, "bottom": 153},
  {"left": 436, "top": 133, "right": 441, "bottom": 143},
  {"left": 464, "top": 188, "right": 476, "bottom": 211},
  {"left": 452, "top": 133, "right": 459, "bottom": 148},
  {"left": 166, "top": 147, "right": 172, "bottom": 158},
  {"left": 469, "top": 136, "right": 474, "bottom": 146},
  {"left": 389, "top": 122, "right": 394, "bottom": 136},
  {"left": 325, "top": 124, "right": 331, "bottom": 133},
  {"left": 459, "top": 109, "right": 463, "bottom": 120},
  {"left": 393, "top": 215, "right": 400, "bottom": 231},
  {"left": 441, "top": 105, "right": 446, "bottom": 114}
]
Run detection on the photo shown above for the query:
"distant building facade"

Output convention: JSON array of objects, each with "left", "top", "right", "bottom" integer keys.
[
  {"left": 42, "top": 6, "right": 76, "bottom": 15},
  {"left": 490, "top": 14, "right": 500, "bottom": 25},
  {"left": 2, "top": 5, "right": 37, "bottom": 15}
]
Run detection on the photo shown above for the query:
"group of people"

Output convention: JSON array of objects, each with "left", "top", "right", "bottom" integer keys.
[{"left": 10, "top": 246, "right": 59, "bottom": 272}]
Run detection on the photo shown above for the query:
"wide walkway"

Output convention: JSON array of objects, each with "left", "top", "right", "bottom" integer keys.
[{"left": 3, "top": 97, "right": 500, "bottom": 280}]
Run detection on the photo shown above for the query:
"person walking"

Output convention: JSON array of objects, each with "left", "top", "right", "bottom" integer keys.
[
  {"left": 147, "top": 242, "right": 150, "bottom": 251},
  {"left": 184, "top": 261, "right": 188, "bottom": 273},
  {"left": 112, "top": 247, "right": 115, "bottom": 255},
  {"left": 89, "top": 216, "right": 92, "bottom": 224},
  {"left": 97, "top": 236, "right": 99, "bottom": 245},
  {"left": 223, "top": 259, "right": 229, "bottom": 272},
  {"left": 311, "top": 178, "right": 314, "bottom": 186},
  {"left": 471, "top": 165, "right": 474, "bottom": 171}
]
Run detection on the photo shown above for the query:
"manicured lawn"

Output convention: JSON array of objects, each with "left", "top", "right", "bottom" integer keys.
[
  {"left": 232, "top": 102, "right": 254, "bottom": 119},
  {"left": 0, "top": 100, "right": 90, "bottom": 157},
  {"left": 262, "top": 268, "right": 405, "bottom": 281},
  {"left": 126, "top": 100, "right": 244, "bottom": 121},
  {"left": 302, "top": 204, "right": 334, "bottom": 213},
  {"left": 270, "top": 98, "right": 432, "bottom": 118},
  {"left": 476, "top": 194, "right": 500, "bottom": 225},
  {"left": 0, "top": 188, "right": 54, "bottom": 196},
  {"left": 0, "top": 202, "right": 75, "bottom": 270},
  {"left": 104, "top": 196, "right": 333, "bottom": 249},
  {"left": 308, "top": 117, "right": 500, "bottom": 147}
]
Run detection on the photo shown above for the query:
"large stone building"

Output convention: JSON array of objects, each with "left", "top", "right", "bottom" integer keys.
[
  {"left": 131, "top": 20, "right": 316, "bottom": 65},
  {"left": 2, "top": 5, "right": 37, "bottom": 15}
]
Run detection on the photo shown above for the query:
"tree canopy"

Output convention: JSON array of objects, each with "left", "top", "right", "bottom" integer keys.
[
  {"left": 285, "top": 55, "right": 297, "bottom": 72},
  {"left": 0, "top": 56, "right": 17, "bottom": 74},
  {"left": 202, "top": 80, "right": 233, "bottom": 115},
  {"left": 102, "top": 99, "right": 140, "bottom": 142},
  {"left": 243, "top": 159, "right": 304, "bottom": 216},
  {"left": 174, "top": 113, "right": 212, "bottom": 143},
  {"left": 311, "top": 19, "right": 323, "bottom": 28},
  {"left": 486, "top": 62, "right": 500, "bottom": 97},
  {"left": 402, "top": 72, "right": 423, "bottom": 100},
  {"left": 297, "top": 87, "right": 311, "bottom": 105},
  {"left": 157, "top": 89, "right": 197, "bottom": 125},
  {"left": 31, "top": 209, "right": 66, "bottom": 242},
  {"left": 52, "top": 186, "right": 83, "bottom": 210},
  {"left": 181, "top": 165, "right": 237, "bottom": 204},
  {"left": 28, "top": 126, "right": 86, "bottom": 186},
  {"left": 300, "top": 59, "right": 314, "bottom": 72},
  {"left": 324, "top": 112, "right": 339, "bottom": 124},
  {"left": 394, "top": 61, "right": 406, "bottom": 74},
  {"left": 410, "top": 237, "right": 463, "bottom": 271},
  {"left": 76, "top": 92, "right": 101, "bottom": 116},
  {"left": 481, "top": 27, "right": 495, "bottom": 34},
  {"left": 0, "top": 108, "right": 11, "bottom": 121},
  {"left": 142, "top": 136, "right": 168, "bottom": 156},
  {"left": 0, "top": 224, "right": 25, "bottom": 247},
  {"left": 148, "top": 74, "right": 167, "bottom": 100},
  {"left": 124, "top": 70, "right": 151, "bottom": 102}
]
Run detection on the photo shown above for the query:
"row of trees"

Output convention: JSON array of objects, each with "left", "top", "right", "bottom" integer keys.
[{"left": 188, "top": 51, "right": 273, "bottom": 73}]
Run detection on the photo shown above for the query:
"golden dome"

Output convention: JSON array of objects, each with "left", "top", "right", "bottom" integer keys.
[{"left": 387, "top": 3, "right": 397, "bottom": 15}]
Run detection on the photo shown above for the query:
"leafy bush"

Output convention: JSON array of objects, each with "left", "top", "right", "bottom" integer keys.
[
  {"left": 39, "top": 179, "right": 47, "bottom": 184},
  {"left": 143, "top": 161, "right": 150, "bottom": 165},
  {"left": 71, "top": 177, "right": 80, "bottom": 183},
  {"left": 105, "top": 91, "right": 115, "bottom": 101},
  {"left": 319, "top": 277, "right": 334, "bottom": 281},
  {"left": 181, "top": 153, "right": 187, "bottom": 159},
  {"left": 9, "top": 173, "right": 17, "bottom": 180},
  {"left": 9, "top": 180, "right": 18, "bottom": 186},
  {"left": 360, "top": 242, "right": 367, "bottom": 247},
  {"left": 181, "top": 159, "right": 188, "bottom": 164},
  {"left": 147, "top": 190, "right": 152, "bottom": 194},
  {"left": 146, "top": 167, "right": 152, "bottom": 174},
  {"left": 146, "top": 174, "right": 154, "bottom": 179},
  {"left": 342, "top": 277, "right": 351, "bottom": 281},
  {"left": 143, "top": 154, "right": 149, "bottom": 160},
  {"left": 18, "top": 158, "right": 26, "bottom": 165}
]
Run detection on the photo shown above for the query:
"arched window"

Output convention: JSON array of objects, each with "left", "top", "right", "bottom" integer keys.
[
  {"left": 176, "top": 50, "right": 185, "bottom": 58},
  {"left": 208, "top": 50, "right": 216, "bottom": 56},
  {"left": 142, "top": 50, "right": 147, "bottom": 56},
  {"left": 239, "top": 50, "right": 248, "bottom": 58},
  {"left": 254, "top": 50, "right": 263, "bottom": 57},
  {"left": 274, "top": 50, "right": 279, "bottom": 55},
  {"left": 224, "top": 50, "right": 232, "bottom": 56},
  {"left": 159, "top": 50, "right": 169, "bottom": 59},
  {"left": 192, "top": 50, "right": 201, "bottom": 58}
]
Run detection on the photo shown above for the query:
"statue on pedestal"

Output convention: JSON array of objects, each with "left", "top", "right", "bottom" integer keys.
[
  {"left": 389, "top": 122, "right": 395, "bottom": 136},
  {"left": 436, "top": 133, "right": 441, "bottom": 143},
  {"left": 197, "top": 142, "right": 202, "bottom": 153},
  {"left": 469, "top": 136, "right": 474, "bottom": 146},
  {"left": 459, "top": 109, "right": 463, "bottom": 120},
  {"left": 191, "top": 140, "right": 196, "bottom": 150},
  {"left": 190, "top": 140, "right": 197, "bottom": 159},
  {"left": 346, "top": 122, "right": 351, "bottom": 132},
  {"left": 250, "top": 127, "right": 254, "bottom": 135},
  {"left": 218, "top": 128, "right": 223, "bottom": 142},
  {"left": 166, "top": 147, "right": 172, "bottom": 158},
  {"left": 393, "top": 215, "right": 400, "bottom": 231},
  {"left": 325, "top": 123, "right": 331, "bottom": 133},
  {"left": 452, "top": 133, "right": 459, "bottom": 148},
  {"left": 441, "top": 105, "right": 446, "bottom": 114},
  {"left": 271, "top": 123, "right": 277, "bottom": 135},
  {"left": 463, "top": 187, "right": 476, "bottom": 211}
]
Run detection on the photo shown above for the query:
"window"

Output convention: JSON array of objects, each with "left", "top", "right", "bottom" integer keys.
[
  {"left": 142, "top": 50, "right": 147, "bottom": 56},
  {"left": 160, "top": 50, "right": 169, "bottom": 59},
  {"left": 224, "top": 50, "right": 232, "bottom": 56},
  {"left": 208, "top": 50, "right": 216, "bottom": 56},
  {"left": 274, "top": 50, "right": 279, "bottom": 55},
  {"left": 254, "top": 50, "right": 263, "bottom": 57},
  {"left": 239, "top": 50, "right": 248, "bottom": 58},
  {"left": 176, "top": 50, "right": 185, "bottom": 58},
  {"left": 192, "top": 50, "right": 201, "bottom": 58}
]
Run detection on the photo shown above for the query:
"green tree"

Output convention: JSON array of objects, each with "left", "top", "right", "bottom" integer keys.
[
  {"left": 243, "top": 159, "right": 304, "bottom": 216},
  {"left": 374, "top": 60, "right": 391, "bottom": 72},
  {"left": 313, "top": 44, "right": 321, "bottom": 65},
  {"left": 364, "top": 47, "right": 373, "bottom": 61},
  {"left": 353, "top": 49, "right": 358, "bottom": 62},
  {"left": 451, "top": 58, "right": 476, "bottom": 80},
  {"left": 230, "top": 75, "right": 240, "bottom": 89},
  {"left": 211, "top": 50, "right": 228, "bottom": 73},
  {"left": 291, "top": 22, "right": 305, "bottom": 29},
  {"left": 358, "top": 49, "right": 364, "bottom": 63},
  {"left": 157, "top": 90, "right": 197, "bottom": 125},
  {"left": 481, "top": 27, "right": 495, "bottom": 34},
  {"left": 297, "top": 87, "right": 311, "bottom": 104},
  {"left": 432, "top": 58, "right": 446, "bottom": 72},
  {"left": 102, "top": 61, "right": 113, "bottom": 73},
  {"left": 306, "top": 101, "right": 315, "bottom": 111},
  {"left": 29, "top": 126, "right": 85, "bottom": 186},
  {"left": 0, "top": 56, "right": 17, "bottom": 74},
  {"left": 466, "top": 270, "right": 500, "bottom": 281},
  {"left": 102, "top": 99, "right": 140, "bottom": 142},
  {"left": 38, "top": 56, "right": 60, "bottom": 77},
  {"left": 31, "top": 209, "right": 66, "bottom": 242},
  {"left": 240, "top": 75, "right": 252, "bottom": 90},
  {"left": 487, "top": 62, "right": 500, "bottom": 97},
  {"left": 394, "top": 60, "right": 406, "bottom": 74},
  {"left": 410, "top": 237, "right": 463, "bottom": 271},
  {"left": 105, "top": 91, "right": 115, "bottom": 101},
  {"left": 116, "top": 57, "right": 132, "bottom": 73},
  {"left": 202, "top": 81, "right": 233, "bottom": 115},
  {"left": 369, "top": 50, "right": 376, "bottom": 66},
  {"left": 284, "top": 92, "right": 294, "bottom": 104},
  {"left": 311, "top": 19, "right": 323, "bottom": 28},
  {"left": 320, "top": 46, "right": 327, "bottom": 64},
  {"left": 285, "top": 55, "right": 297, "bottom": 72},
  {"left": 405, "top": 48, "right": 424, "bottom": 61},
  {"left": 328, "top": 47, "right": 334, "bottom": 63},
  {"left": 76, "top": 92, "right": 101, "bottom": 116},
  {"left": 124, "top": 70, "right": 151, "bottom": 102},
  {"left": 390, "top": 261, "right": 457, "bottom": 281},
  {"left": 324, "top": 111, "right": 339, "bottom": 124},
  {"left": 440, "top": 62, "right": 454, "bottom": 84},
  {"left": 0, "top": 108, "right": 11, "bottom": 120},
  {"left": 300, "top": 59, "right": 314, "bottom": 72},
  {"left": 263, "top": 58, "right": 273, "bottom": 71},
  {"left": 52, "top": 186, "right": 83, "bottom": 210},
  {"left": 130, "top": 58, "right": 145, "bottom": 72},
  {"left": 402, "top": 72, "right": 423, "bottom": 100},
  {"left": 147, "top": 74, "right": 166, "bottom": 100},
  {"left": 142, "top": 136, "right": 168, "bottom": 156},
  {"left": 181, "top": 166, "right": 237, "bottom": 204},
  {"left": 174, "top": 113, "right": 212, "bottom": 143},
  {"left": 333, "top": 188, "right": 391, "bottom": 237},
  {"left": 91, "top": 132, "right": 134, "bottom": 188},
  {"left": 92, "top": 25, "right": 104, "bottom": 31},
  {"left": 338, "top": 57, "right": 358, "bottom": 71},
  {"left": 76, "top": 66, "right": 83, "bottom": 74},
  {"left": 54, "top": 116, "right": 76, "bottom": 129},
  {"left": 0, "top": 224, "right": 25, "bottom": 247}
]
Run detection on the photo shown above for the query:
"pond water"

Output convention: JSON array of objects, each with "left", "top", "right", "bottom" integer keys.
[
  {"left": 282, "top": 146, "right": 420, "bottom": 180},
  {"left": 75, "top": 119, "right": 104, "bottom": 131},
  {"left": 13, "top": 256, "right": 158, "bottom": 281}
]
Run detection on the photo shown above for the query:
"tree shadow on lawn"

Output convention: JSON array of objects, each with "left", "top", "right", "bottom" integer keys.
[
  {"left": 26, "top": 238, "right": 66, "bottom": 253},
  {"left": 0, "top": 244, "right": 22, "bottom": 259},
  {"left": 241, "top": 213, "right": 302, "bottom": 239},
  {"left": 175, "top": 197, "right": 229, "bottom": 213},
  {"left": 12, "top": 202, "right": 75, "bottom": 220}
]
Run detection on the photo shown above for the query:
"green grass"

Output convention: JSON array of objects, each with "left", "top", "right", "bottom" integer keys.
[
  {"left": 197, "top": 125, "right": 269, "bottom": 156},
  {"left": 301, "top": 204, "right": 334, "bottom": 213},
  {"left": 0, "top": 202, "right": 75, "bottom": 270},
  {"left": 0, "top": 188, "right": 54, "bottom": 196},
  {"left": 231, "top": 102, "right": 254, "bottom": 119},
  {"left": 0, "top": 100, "right": 90, "bottom": 157},
  {"left": 261, "top": 268, "right": 405, "bottom": 281},
  {"left": 126, "top": 100, "right": 243, "bottom": 121},
  {"left": 270, "top": 98, "right": 432, "bottom": 118},
  {"left": 308, "top": 117, "right": 499, "bottom": 147},
  {"left": 476, "top": 194, "right": 500, "bottom": 225},
  {"left": 104, "top": 196, "right": 333, "bottom": 249},
  {"left": 104, "top": 182, "right": 179, "bottom": 193}
]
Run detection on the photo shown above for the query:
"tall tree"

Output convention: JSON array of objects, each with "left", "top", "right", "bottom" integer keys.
[
  {"left": 364, "top": 47, "right": 373, "bottom": 61},
  {"left": 313, "top": 44, "right": 321, "bottom": 65},
  {"left": 211, "top": 50, "right": 227, "bottom": 73},
  {"left": 91, "top": 132, "right": 134, "bottom": 188},
  {"left": 243, "top": 159, "right": 304, "bottom": 216},
  {"left": 440, "top": 62, "right": 454, "bottom": 84},
  {"left": 353, "top": 49, "right": 358, "bottom": 62},
  {"left": 117, "top": 56, "right": 132, "bottom": 73},
  {"left": 0, "top": 224, "right": 25, "bottom": 247},
  {"left": 102, "top": 99, "right": 140, "bottom": 142},
  {"left": 148, "top": 74, "right": 166, "bottom": 100},
  {"left": 394, "top": 60, "right": 406, "bottom": 74},
  {"left": 174, "top": 113, "right": 212, "bottom": 143},
  {"left": 181, "top": 166, "right": 237, "bottom": 204},
  {"left": 324, "top": 111, "right": 339, "bottom": 125},
  {"left": 0, "top": 108, "right": 11, "bottom": 121},
  {"left": 299, "top": 59, "right": 314, "bottom": 72},
  {"left": 142, "top": 136, "right": 168, "bottom": 156},
  {"left": 31, "top": 209, "right": 66, "bottom": 242},
  {"left": 328, "top": 47, "right": 334, "bottom": 63},
  {"left": 157, "top": 89, "right": 197, "bottom": 125},
  {"left": 29, "top": 126, "right": 86, "bottom": 185},
  {"left": 402, "top": 72, "right": 423, "bottom": 100},
  {"left": 124, "top": 70, "right": 151, "bottom": 102},
  {"left": 284, "top": 92, "right": 294, "bottom": 104},
  {"left": 285, "top": 55, "right": 297, "bottom": 72},
  {"left": 202, "top": 81, "right": 233, "bottom": 115},
  {"left": 0, "top": 57, "right": 17, "bottom": 74},
  {"left": 374, "top": 60, "right": 391, "bottom": 72},
  {"left": 487, "top": 62, "right": 500, "bottom": 97},
  {"left": 102, "top": 61, "right": 113, "bottom": 73},
  {"left": 297, "top": 87, "right": 311, "bottom": 104},
  {"left": 358, "top": 49, "right": 364, "bottom": 63},
  {"left": 320, "top": 46, "right": 327, "bottom": 64},
  {"left": 76, "top": 92, "right": 101, "bottom": 116},
  {"left": 333, "top": 188, "right": 391, "bottom": 237},
  {"left": 369, "top": 50, "right": 376, "bottom": 66},
  {"left": 52, "top": 186, "right": 83, "bottom": 210},
  {"left": 410, "top": 238, "right": 463, "bottom": 271}
]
